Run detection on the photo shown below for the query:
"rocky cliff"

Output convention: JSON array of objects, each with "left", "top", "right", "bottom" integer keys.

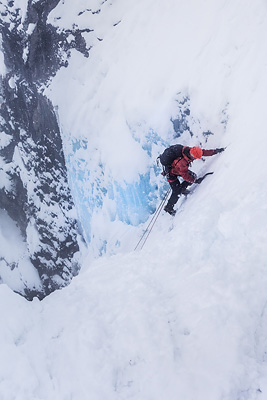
[{"left": 0, "top": 0, "right": 90, "bottom": 299}]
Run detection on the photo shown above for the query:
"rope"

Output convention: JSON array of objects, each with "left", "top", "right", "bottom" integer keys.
[{"left": 134, "top": 188, "right": 171, "bottom": 251}]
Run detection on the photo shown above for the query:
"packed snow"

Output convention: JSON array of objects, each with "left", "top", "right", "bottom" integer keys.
[{"left": 1, "top": 0, "right": 267, "bottom": 399}]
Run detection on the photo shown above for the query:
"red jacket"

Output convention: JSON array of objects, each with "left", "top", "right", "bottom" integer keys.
[{"left": 168, "top": 147, "right": 217, "bottom": 183}]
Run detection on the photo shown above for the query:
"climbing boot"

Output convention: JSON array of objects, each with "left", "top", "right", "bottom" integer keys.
[{"left": 164, "top": 205, "right": 176, "bottom": 216}]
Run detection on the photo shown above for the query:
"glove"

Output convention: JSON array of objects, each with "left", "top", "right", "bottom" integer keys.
[
  {"left": 189, "top": 171, "right": 197, "bottom": 180},
  {"left": 215, "top": 147, "right": 225, "bottom": 153}
]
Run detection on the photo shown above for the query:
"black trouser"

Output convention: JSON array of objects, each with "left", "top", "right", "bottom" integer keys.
[{"left": 166, "top": 179, "right": 190, "bottom": 208}]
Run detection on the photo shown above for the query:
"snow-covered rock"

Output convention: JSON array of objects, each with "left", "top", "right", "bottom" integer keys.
[{"left": 0, "top": 0, "right": 90, "bottom": 298}]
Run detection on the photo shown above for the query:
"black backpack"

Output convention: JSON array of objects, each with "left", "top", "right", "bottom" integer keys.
[{"left": 159, "top": 144, "right": 184, "bottom": 166}]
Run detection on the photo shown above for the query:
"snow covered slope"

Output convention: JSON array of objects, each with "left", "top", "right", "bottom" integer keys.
[
  {"left": 1, "top": 0, "right": 267, "bottom": 399},
  {"left": 46, "top": 0, "right": 230, "bottom": 256},
  {"left": 45, "top": 0, "right": 267, "bottom": 259}
]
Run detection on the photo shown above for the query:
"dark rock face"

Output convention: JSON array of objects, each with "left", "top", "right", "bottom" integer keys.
[{"left": 0, "top": 0, "right": 89, "bottom": 299}]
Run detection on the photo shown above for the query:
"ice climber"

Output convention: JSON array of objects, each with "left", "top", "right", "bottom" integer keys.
[{"left": 159, "top": 144, "right": 225, "bottom": 216}]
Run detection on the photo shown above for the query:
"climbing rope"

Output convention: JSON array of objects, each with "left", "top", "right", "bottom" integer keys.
[{"left": 134, "top": 188, "right": 171, "bottom": 251}]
